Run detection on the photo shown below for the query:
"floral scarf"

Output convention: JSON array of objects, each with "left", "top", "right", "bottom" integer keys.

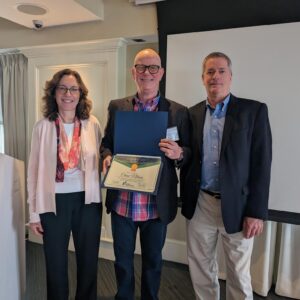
[{"left": 55, "top": 115, "right": 81, "bottom": 182}]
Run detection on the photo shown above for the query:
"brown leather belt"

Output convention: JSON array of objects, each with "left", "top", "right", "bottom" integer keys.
[{"left": 201, "top": 189, "right": 221, "bottom": 199}]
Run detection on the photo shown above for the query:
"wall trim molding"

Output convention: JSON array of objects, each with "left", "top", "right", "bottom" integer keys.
[{"left": 20, "top": 38, "right": 128, "bottom": 58}]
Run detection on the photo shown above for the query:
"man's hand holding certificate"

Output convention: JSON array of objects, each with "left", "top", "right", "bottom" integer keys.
[{"left": 102, "top": 112, "right": 183, "bottom": 194}]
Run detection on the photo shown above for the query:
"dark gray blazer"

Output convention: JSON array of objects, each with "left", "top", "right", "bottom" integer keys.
[
  {"left": 101, "top": 95, "right": 191, "bottom": 224},
  {"left": 181, "top": 94, "right": 272, "bottom": 233}
]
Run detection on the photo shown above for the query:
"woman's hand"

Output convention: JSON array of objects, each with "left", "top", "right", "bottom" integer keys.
[
  {"left": 102, "top": 155, "right": 112, "bottom": 175},
  {"left": 30, "top": 222, "right": 44, "bottom": 236}
]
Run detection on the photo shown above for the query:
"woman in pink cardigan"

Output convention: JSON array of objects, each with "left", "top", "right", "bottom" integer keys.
[{"left": 28, "top": 69, "right": 102, "bottom": 300}]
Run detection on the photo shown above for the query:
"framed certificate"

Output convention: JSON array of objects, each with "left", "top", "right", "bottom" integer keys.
[{"left": 102, "top": 154, "right": 163, "bottom": 194}]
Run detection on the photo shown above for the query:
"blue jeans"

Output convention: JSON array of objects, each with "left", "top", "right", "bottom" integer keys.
[{"left": 111, "top": 211, "right": 167, "bottom": 300}]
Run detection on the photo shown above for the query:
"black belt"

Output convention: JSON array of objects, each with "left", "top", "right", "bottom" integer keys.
[{"left": 201, "top": 189, "right": 221, "bottom": 199}]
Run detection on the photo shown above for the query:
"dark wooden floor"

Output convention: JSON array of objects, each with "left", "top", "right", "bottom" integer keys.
[{"left": 25, "top": 241, "right": 291, "bottom": 300}]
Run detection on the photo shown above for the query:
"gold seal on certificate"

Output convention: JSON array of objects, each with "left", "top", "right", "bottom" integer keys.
[{"left": 103, "top": 154, "right": 163, "bottom": 194}]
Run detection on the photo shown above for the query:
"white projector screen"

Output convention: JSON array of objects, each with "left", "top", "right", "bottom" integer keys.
[{"left": 166, "top": 22, "right": 300, "bottom": 214}]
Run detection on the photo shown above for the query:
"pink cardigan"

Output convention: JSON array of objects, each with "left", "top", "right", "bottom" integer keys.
[{"left": 27, "top": 115, "right": 102, "bottom": 223}]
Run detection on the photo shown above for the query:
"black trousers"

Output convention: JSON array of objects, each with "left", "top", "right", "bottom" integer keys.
[{"left": 40, "top": 192, "right": 102, "bottom": 300}]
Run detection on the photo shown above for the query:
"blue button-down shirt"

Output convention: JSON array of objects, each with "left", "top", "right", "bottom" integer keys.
[{"left": 200, "top": 95, "right": 230, "bottom": 192}]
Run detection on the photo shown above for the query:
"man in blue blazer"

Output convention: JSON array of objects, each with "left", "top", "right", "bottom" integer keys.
[{"left": 181, "top": 52, "right": 272, "bottom": 300}]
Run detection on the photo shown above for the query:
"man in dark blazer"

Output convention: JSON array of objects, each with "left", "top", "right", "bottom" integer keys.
[
  {"left": 181, "top": 52, "right": 272, "bottom": 300},
  {"left": 101, "top": 49, "right": 190, "bottom": 300}
]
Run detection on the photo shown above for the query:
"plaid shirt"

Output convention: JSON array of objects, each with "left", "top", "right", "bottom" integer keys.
[{"left": 112, "top": 94, "right": 160, "bottom": 221}]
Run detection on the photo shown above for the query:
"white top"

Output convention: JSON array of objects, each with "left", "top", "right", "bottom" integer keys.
[{"left": 55, "top": 123, "right": 84, "bottom": 193}]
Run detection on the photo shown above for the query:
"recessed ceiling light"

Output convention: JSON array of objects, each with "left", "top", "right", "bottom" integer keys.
[{"left": 16, "top": 3, "right": 48, "bottom": 15}]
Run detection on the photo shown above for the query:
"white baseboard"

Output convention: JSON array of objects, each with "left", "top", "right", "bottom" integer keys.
[
  {"left": 28, "top": 231, "right": 188, "bottom": 264},
  {"left": 162, "top": 238, "right": 188, "bottom": 264}
]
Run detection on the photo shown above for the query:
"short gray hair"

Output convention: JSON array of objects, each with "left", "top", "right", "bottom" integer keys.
[{"left": 202, "top": 52, "right": 232, "bottom": 75}]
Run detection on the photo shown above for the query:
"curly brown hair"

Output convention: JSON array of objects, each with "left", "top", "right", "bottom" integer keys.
[{"left": 42, "top": 68, "right": 92, "bottom": 121}]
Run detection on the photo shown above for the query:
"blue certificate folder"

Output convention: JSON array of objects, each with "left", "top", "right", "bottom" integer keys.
[{"left": 114, "top": 111, "right": 168, "bottom": 156}]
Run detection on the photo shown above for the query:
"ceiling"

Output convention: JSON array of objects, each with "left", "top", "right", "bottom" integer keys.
[
  {"left": 0, "top": 0, "right": 165, "bottom": 30},
  {"left": 0, "top": 0, "right": 103, "bottom": 29}
]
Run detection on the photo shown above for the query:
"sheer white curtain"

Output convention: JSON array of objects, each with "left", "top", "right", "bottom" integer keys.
[
  {"left": 0, "top": 53, "right": 27, "bottom": 161},
  {"left": 275, "top": 224, "right": 300, "bottom": 299}
]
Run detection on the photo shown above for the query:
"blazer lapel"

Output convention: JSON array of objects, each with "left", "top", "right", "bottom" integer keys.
[
  {"left": 158, "top": 96, "right": 170, "bottom": 112},
  {"left": 158, "top": 96, "right": 171, "bottom": 126},
  {"left": 221, "top": 95, "right": 239, "bottom": 155},
  {"left": 195, "top": 101, "right": 206, "bottom": 153},
  {"left": 123, "top": 96, "right": 135, "bottom": 110}
]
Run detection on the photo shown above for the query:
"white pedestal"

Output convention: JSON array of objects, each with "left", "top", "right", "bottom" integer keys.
[{"left": 0, "top": 154, "right": 25, "bottom": 300}]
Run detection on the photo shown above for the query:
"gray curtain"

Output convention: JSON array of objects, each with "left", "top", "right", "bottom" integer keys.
[
  {"left": 0, "top": 54, "right": 28, "bottom": 162},
  {"left": 0, "top": 65, "right": 3, "bottom": 153}
]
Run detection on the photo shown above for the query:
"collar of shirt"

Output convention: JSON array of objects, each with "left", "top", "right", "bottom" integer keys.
[
  {"left": 134, "top": 93, "right": 160, "bottom": 112},
  {"left": 206, "top": 94, "right": 230, "bottom": 117}
]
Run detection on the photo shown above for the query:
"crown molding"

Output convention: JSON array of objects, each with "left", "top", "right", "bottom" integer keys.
[{"left": 20, "top": 38, "right": 128, "bottom": 58}]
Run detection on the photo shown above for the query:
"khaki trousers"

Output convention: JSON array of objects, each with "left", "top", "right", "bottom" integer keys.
[{"left": 187, "top": 191, "right": 254, "bottom": 300}]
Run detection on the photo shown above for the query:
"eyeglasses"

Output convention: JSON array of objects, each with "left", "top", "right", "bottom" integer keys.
[
  {"left": 134, "top": 64, "right": 160, "bottom": 74},
  {"left": 56, "top": 85, "right": 81, "bottom": 95}
]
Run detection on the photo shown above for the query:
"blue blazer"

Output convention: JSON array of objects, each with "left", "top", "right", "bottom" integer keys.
[{"left": 181, "top": 94, "right": 272, "bottom": 233}]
